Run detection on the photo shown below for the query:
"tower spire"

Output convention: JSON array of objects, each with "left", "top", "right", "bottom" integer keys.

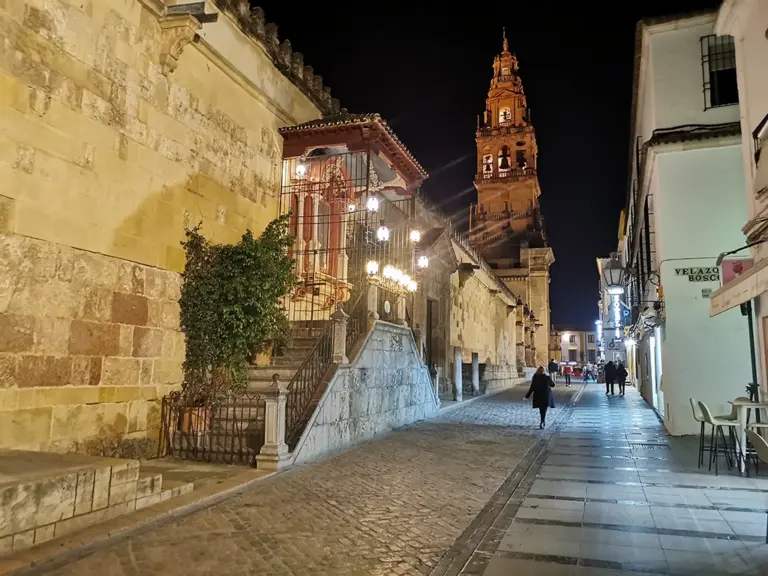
[{"left": 502, "top": 27, "right": 508, "bottom": 52}]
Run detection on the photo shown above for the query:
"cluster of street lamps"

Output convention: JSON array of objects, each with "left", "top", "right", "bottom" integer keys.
[{"left": 363, "top": 194, "right": 428, "bottom": 294}]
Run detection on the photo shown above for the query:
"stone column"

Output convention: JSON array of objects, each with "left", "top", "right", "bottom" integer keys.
[
  {"left": 367, "top": 281, "right": 379, "bottom": 324},
  {"left": 471, "top": 352, "right": 480, "bottom": 396},
  {"left": 413, "top": 324, "right": 423, "bottom": 361},
  {"left": 295, "top": 193, "right": 305, "bottom": 275},
  {"left": 433, "top": 365, "right": 442, "bottom": 407},
  {"left": 530, "top": 329, "right": 537, "bottom": 367},
  {"left": 331, "top": 303, "right": 348, "bottom": 364},
  {"left": 454, "top": 347, "right": 463, "bottom": 402},
  {"left": 396, "top": 293, "right": 408, "bottom": 326},
  {"left": 255, "top": 375, "right": 291, "bottom": 471},
  {"left": 309, "top": 193, "right": 320, "bottom": 274},
  {"left": 516, "top": 321, "right": 525, "bottom": 366}
]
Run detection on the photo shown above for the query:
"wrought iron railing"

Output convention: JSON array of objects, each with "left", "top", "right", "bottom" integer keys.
[
  {"left": 285, "top": 322, "right": 333, "bottom": 450},
  {"left": 158, "top": 390, "right": 265, "bottom": 465},
  {"left": 345, "top": 291, "right": 368, "bottom": 353}
]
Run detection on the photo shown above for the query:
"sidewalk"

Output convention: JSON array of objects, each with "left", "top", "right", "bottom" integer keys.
[{"left": 470, "top": 383, "right": 768, "bottom": 575}]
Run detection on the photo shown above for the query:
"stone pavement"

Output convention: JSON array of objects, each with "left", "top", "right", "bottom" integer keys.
[
  {"left": 450, "top": 383, "right": 768, "bottom": 576},
  {"left": 24, "top": 383, "right": 579, "bottom": 576}
]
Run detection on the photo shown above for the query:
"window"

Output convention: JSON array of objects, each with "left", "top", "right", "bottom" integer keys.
[
  {"left": 516, "top": 150, "right": 526, "bottom": 169},
  {"left": 568, "top": 349, "right": 577, "bottom": 362},
  {"left": 499, "top": 107, "right": 511, "bottom": 123},
  {"left": 498, "top": 146, "right": 511, "bottom": 171},
  {"left": 588, "top": 350, "right": 596, "bottom": 362},
  {"left": 569, "top": 335, "right": 576, "bottom": 344},
  {"left": 701, "top": 35, "right": 738, "bottom": 109},
  {"left": 587, "top": 334, "right": 595, "bottom": 343},
  {"left": 482, "top": 154, "right": 494, "bottom": 173}
]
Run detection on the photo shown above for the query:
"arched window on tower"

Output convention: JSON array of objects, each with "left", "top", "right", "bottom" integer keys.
[
  {"left": 516, "top": 150, "right": 527, "bottom": 169},
  {"left": 499, "top": 107, "right": 512, "bottom": 124},
  {"left": 482, "top": 154, "right": 493, "bottom": 175},
  {"left": 498, "top": 146, "right": 511, "bottom": 171}
]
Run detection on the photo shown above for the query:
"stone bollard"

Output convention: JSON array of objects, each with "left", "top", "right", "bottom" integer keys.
[
  {"left": 331, "top": 302, "right": 349, "bottom": 364},
  {"left": 255, "top": 374, "right": 291, "bottom": 471}
]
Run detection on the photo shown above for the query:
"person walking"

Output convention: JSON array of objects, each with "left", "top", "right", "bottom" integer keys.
[
  {"left": 525, "top": 366, "right": 556, "bottom": 429},
  {"left": 548, "top": 358, "right": 559, "bottom": 382},
  {"left": 617, "top": 361, "right": 628, "bottom": 396},
  {"left": 563, "top": 364, "right": 572, "bottom": 386},
  {"left": 604, "top": 361, "right": 617, "bottom": 395}
]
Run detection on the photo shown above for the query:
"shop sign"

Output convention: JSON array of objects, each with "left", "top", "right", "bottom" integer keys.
[{"left": 674, "top": 267, "right": 720, "bottom": 282}]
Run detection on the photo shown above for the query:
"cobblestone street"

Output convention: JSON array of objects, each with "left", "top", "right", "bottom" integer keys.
[{"left": 28, "top": 384, "right": 579, "bottom": 576}]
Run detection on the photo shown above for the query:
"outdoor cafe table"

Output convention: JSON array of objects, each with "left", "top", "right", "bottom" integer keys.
[{"left": 729, "top": 398, "right": 768, "bottom": 473}]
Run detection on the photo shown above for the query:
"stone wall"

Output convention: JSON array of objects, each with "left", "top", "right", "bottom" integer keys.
[
  {"left": 0, "top": 235, "right": 183, "bottom": 450},
  {"left": 450, "top": 241, "right": 517, "bottom": 367},
  {"left": 291, "top": 322, "right": 439, "bottom": 466},
  {"left": 0, "top": 0, "right": 322, "bottom": 449}
]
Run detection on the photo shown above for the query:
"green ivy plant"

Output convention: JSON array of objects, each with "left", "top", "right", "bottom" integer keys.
[{"left": 179, "top": 213, "right": 296, "bottom": 405}]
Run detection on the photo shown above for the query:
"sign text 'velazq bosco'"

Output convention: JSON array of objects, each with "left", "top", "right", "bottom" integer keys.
[{"left": 674, "top": 267, "right": 720, "bottom": 282}]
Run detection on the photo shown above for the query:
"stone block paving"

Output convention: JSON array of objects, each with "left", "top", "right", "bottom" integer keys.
[{"left": 31, "top": 384, "right": 578, "bottom": 576}]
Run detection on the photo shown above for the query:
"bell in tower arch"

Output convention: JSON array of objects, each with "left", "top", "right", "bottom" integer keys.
[{"left": 498, "top": 146, "right": 511, "bottom": 171}]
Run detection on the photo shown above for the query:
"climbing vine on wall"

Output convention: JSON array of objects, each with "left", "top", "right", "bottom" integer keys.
[{"left": 179, "top": 214, "right": 295, "bottom": 404}]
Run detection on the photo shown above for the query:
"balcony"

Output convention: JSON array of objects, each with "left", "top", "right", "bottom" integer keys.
[
  {"left": 476, "top": 167, "right": 537, "bottom": 184},
  {"left": 477, "top": 124, "right": 533, "bottom": 138}
]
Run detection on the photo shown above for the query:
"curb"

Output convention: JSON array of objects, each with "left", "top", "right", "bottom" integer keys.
[{"left": 2, "top": 469, "right": 272, "bottom": 575}]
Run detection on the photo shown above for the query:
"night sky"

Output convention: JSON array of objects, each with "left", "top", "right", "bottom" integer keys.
[{"left": 259, "top": 0, "right": 719, "bottom": 328}]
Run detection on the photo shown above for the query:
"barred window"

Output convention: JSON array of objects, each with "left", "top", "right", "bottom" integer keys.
[{"left": 701, "top": 35, "right": 738, "bottom": 109}]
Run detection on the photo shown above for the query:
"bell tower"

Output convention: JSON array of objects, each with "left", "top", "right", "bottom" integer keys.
[{"left": 469, "top": 30, "right": 554, "bottom": 368}]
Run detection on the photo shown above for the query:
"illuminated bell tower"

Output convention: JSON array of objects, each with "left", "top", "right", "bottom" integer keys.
[{"left": 469, "top": 30, "right": 554, "bottom": 368}]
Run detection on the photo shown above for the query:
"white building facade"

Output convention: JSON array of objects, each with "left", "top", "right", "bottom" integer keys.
[
  {"left": 711, "top": 0, "right": 768, "bottom": 396},
  {"left": 555, "top": 329, "right": 599, "bottom": 365},
  {"left": 624, "top": 12, "right": 752, "bottom": 435}
]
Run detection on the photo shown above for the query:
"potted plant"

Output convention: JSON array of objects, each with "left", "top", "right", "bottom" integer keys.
[{"left": 177, "top": 214, "right": 296, "bottom": 433}]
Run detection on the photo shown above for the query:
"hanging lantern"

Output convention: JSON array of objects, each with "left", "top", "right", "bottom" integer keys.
[
  {"left": 366, "top": 260, "right": 379, "bottom": 275},
  {"left": 417, "top": 255, "right": 429, "bottom": 269},
  {"left": 602, "top": 255, "right": 626, "bottom": 295},
  {"left": 366, "top": 196, "right": 379, "bottom": 212},
  {"left": 376, "top": 225, "right": 390, "bottom": 242},
  {"left": 410, "top": 230, "right": 421, "bottom": 243},
  {"left": 295, "top": 163, "right": 307, "bottom": 178}
]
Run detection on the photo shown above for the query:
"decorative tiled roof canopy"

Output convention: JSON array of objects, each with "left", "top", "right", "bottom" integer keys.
[
  {"left": 280, "top": 112, "right": 428, "bottom": 185},
  {"left": 214, "top": 0, "right": 341, "bottom": 116}
]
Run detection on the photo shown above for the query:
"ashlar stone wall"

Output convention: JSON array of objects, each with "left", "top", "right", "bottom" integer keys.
[
  {"left": 0, "top": 0, "right": 322, "bottom": 450},
  {"left": 450, "top": 241, "right": 517, "bottom": 367},
  {"left": 292, "top": 322, "right": 439, "bottom": 466}
]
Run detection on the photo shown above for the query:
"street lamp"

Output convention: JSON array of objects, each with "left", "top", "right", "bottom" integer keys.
[{"left": 602, "top": 256, "right": 626, "bottom": 295}]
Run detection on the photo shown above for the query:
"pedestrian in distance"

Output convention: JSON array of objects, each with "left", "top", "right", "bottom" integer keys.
[
  {"left": 604, "top": 361, "right": 617, "bottom": 395},
  {"left": 548, "top": 358, "right": 559, "bottom": 382},
  {"left": 563, "top": 364, "right": 572, "bottom": 386},
  {"left": 617, "top": 361, "right": 628, "bottom": 396},
  {"left": 525, "top": 366, "right": 555, "bottom": 429}
]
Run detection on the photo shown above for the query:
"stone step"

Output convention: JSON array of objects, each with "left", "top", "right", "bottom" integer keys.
[
  {"left": 0, "top": 451, "right": 198, "bottom": 555},
  {"left": 136, "top": 471, "right": 163, "bottom": 499},
  {"left": 137, "top": 479, "right": 193, "bottom": 511}
]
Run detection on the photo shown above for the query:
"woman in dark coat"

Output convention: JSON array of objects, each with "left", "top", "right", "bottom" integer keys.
[{"left": 525, "top": 366, "right": 556, "bottom": 429}]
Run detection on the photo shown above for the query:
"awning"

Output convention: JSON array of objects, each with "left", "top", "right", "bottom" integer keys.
[{"left": 710, "top": 257, "right": 768, "bottom": 316}]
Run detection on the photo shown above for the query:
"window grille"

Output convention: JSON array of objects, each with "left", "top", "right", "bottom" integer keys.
[{"left": 701, "top": 35, "right": 738, "bottom": 109}]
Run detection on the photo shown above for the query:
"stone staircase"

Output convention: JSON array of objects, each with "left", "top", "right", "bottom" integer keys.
[
  {"left": 248, "top": 322, "right": 334, "bottom": 450},
  {"left": 0, "top": 450, "right": 193, "bottom": 555}
]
